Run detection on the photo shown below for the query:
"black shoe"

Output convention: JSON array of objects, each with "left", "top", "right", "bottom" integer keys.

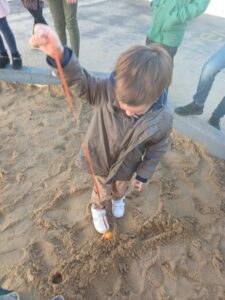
[
  {"left": 208, "top": 116, "right": 220, "bottom": 130},
  {"left": 12, "top": 52, "right": 22, "bottom": 70},
  {"left": 0, "top": 51, "right": 10, "bottom": 68},
  {"left": 174, "top": 102, "right": 203, "bottom": 116}
]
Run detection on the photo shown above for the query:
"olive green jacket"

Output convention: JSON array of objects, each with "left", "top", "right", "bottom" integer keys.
[{"left": 147, "top": 0, "right": 210, "bottom": 47}]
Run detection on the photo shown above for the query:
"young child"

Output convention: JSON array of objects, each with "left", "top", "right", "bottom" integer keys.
[
  {"left": 0, "top": 0, "right": 22, "bottom": 69},
  {"left": 31, "top": 24, "right": 173, "bottom": 234}
]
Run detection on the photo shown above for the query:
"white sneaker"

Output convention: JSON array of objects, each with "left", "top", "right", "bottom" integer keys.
[
  {"left": 91, "top": 205, "right": 109, "bottom": 234},
  {"left": 112, "top": 198, "right": 125, "bottom": 218}
]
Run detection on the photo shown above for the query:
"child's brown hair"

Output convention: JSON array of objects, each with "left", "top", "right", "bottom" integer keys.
[{"left": 115, "top": 44, "right": 173, "bottom": 106}]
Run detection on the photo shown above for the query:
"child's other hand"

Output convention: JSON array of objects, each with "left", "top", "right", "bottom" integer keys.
[
  {"left": 133, "top": 179, "right": 143, "bottom": 192},
  {"left": 30, "top": 24, "right": 64, "bottom": 60}
]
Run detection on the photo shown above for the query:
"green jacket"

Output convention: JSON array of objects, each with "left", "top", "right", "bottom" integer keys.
[{"left": 147, "top": 0, "right": 210, "bottom": 47}]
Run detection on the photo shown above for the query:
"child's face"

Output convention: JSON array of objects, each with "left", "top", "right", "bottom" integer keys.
[{"left": 118, "top": 101, "right": 152, "bottom": 117}]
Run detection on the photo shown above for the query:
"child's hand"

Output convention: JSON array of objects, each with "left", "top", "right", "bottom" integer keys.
[
  {"left": 30, "top": 24, "right": 64, "bottom": 60},
  {"left": 133, "top": 179, "right": 144, "bottom": 191}
]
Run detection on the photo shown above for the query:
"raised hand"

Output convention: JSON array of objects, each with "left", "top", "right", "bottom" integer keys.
[{"left": 30, "top": 24, "right": 64, "bottom": 60}]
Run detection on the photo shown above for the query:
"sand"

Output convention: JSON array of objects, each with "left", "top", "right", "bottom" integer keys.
[{"left": 0, "top": 81, "right": 225, "bottom": 300}]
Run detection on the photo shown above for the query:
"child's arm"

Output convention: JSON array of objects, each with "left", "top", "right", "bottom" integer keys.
[
  {"left": 135, "top": 134, "right": 170, "bottom": 182},
  {"left": 30, "top": 24, "right": 111, "bottom": 106}
]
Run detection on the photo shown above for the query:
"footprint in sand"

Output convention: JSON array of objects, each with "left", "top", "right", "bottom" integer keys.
[
  {"left": 146, "top": 265, "right": 164, "bottom": 289},
  {"left": 42, "top": 188, "right": 91, "bottom": 226}
]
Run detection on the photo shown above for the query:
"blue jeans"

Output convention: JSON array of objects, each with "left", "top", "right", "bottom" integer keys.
[
  {"left": 212, "top": 96, "right": 225, "bottom": 119},
  {"left": 0, "top": 17, "right": 18, "bottom": 54},
  {"left": 193, "top": 44, "right": 225, "bottom": 118}
]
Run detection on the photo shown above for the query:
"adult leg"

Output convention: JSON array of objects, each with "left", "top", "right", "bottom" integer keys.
[
  {"left": 0, "top": 33, "right": 10, "bottom": 68},
  {"left": 208, "top": 96, "right": 225, "bottom": 130},
  {"left": 0, "top": 34, "right": 6, "bottom": 52},
  {"left": 63, "top": 0, "right": 80, "bottom": 57},
  {"left": 27, "top": 7, "right": 47, "bottom": 26},
  {"left": 175, "top": 44, "right": 225, "bottom": 116},
  {"left": 0, "top": 17, "right": 19, "bottom": 54},
  {"left": 212, "top": 96, "right": 225, "bottom": 119},
  {"left": 48, "top": 0, "right": 67, "bottom": 45},
  {"left": 193, "top": 44, "right": 225, "bottom": 107},
  {"left": 0, "top": 17, "right": 22, "bottom": 69}
]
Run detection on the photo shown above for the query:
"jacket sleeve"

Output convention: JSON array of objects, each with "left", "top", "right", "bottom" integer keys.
[
  {"left": 48, "top": 48, "right": 111, "bottom": 107},
  {"left": 135, "top": 133, "right": 171, "bottom": 180},
  {"left": 168, "top": 0, "right": 210, "bottom": 25}
]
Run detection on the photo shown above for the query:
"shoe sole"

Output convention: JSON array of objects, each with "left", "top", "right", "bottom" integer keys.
[{"left": 174, "top": 110, "right": 203, "bottom": 116}]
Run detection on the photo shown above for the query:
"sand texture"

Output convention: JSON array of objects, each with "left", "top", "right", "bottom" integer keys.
[{"left": 0, "top": 81, "right": 225, "bottom": 300}]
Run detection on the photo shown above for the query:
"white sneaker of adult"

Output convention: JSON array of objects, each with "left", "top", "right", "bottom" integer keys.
[
  {"left": 112, "top": 198, "right": 125, "bottom": 218},
  {"left": 91, "top": 205, "right": 109, "bottom": 234}
]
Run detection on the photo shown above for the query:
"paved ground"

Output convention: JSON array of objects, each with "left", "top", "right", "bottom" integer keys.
[{"left": 1, "top": 0, "right": 225, "bottom": 158}]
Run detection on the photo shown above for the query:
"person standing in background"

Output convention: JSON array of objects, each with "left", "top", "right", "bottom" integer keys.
[
  {"left": 146, "top": 0, "right": 210, "bottom": 59},
  {"left": 48, "top": 0, "right": 80, "bottom": 57},
  {"left": 0, "top": 0, "right": 22, "bottom": 69},
  {"left": 175, "top": 44, "right": 225, "bottom": 130}
]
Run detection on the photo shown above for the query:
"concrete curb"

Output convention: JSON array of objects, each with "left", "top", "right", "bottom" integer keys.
[
  {"left": 173, "top": 109, "right": 225, "bottom": 160},
  {"left": 0, "top": 66, "right": 107, "bottom": 85},
  {"left": 0, "top": 66, "right": 60, "bottom": 85},
  {"left": 1, "top": 66, "right": 225, "bottom": 160}
]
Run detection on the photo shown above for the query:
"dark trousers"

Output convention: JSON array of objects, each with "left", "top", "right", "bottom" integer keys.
[
  {"left": 146, "top": 36, "right": 178, "bottom": 59},
  {"left": 212, "top": 96, "right": 225, "bottom": 119},
  {"left": 27, "top": 0, "right": 47, "bottom": 28},
  {"left": 27, "top": 7, "right": 47, "bottom": 26},
  {"left": 0, "top": 17, "right": 18, "bottom": 54}
]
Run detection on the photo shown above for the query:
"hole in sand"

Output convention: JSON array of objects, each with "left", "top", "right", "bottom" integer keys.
[{"left": 52, "top": 272, "right": 63, "bottom": 284}]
